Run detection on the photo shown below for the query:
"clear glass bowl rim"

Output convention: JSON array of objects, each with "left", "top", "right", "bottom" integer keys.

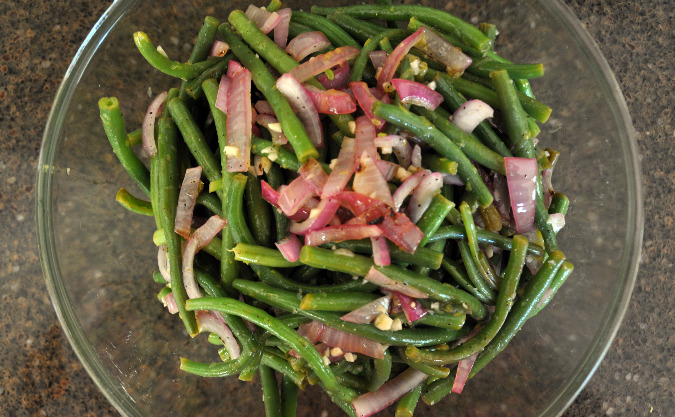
[{"left": 36, "top": 1, "right": 644, "bottom": 416}]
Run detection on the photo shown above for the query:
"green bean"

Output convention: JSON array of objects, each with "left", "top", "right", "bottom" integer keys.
[
  {"left": 226, "top": 174, "right": 257, "bottom": 246},
  {"left": 183, "top": 56, "right": 232, "bottom": 99},
  {"left": 456, "top": 240, "right": 496, "bottom": 304},
  {"left": 98, "top": 97, "right": 150, "bottom": 196},
  {"left": 251, "top": 137, "right": 302, "bottom": 172},
  {"left": 245, "top": 173, "right": 273, "bottom": 247},
  {"left": 252, "top": 262, "right": 379, "bottom": 293},
  {"left": 414, "top": 106, "right": 505, "bottom": 175},
  {"left": 127, "top": 128, "right": 142, "bottom": 147},
  {"left": 132, "top": 32, "right": 225, "bottom": 80},
  {"left": 265, "top": 163, "right": 290, "bottom": 241},
  {"left": 186, "top": 297, "right": 358, "bottom": 403},
  {"left": 372, "top": 102, "right": 493, "bottom": 208},
  {"left": 430, "top": 225, "right": 545, "bottom": 257},
  {"left": 527, "top": 260, "right": 574, "bottom": 318},
  {"left": 350, "top": 29, "right": 408, "bottom": 82},
  {"left": 167, "top": 97, "right": 222, "bottom": 183},
  {"left": 266, "top": 0, "right": 282, "bottom": 13},
  {"left": 190, "top": 16, "right": 221, "bottom": 63},
  {"left": 281, "top": 374, "right": 300, "bottom": 417},
  {"left": 149, "top": 155, "right": 162, "bottom": 227},
  {"left": 395, "top": 347, "right": 450, "bottom": 379},
  {"left": 416, "top": 195, "right": 455, "bottom": 249},
  {"left": 420, "top": 369, "right": 456, "bottom": 405},
  {"left": 291, "top": 11, "right": 360, "bottom": 48},
  {"left": 395, "top": 383, "right": 423, "bottom": 417},
  {"left": 299, "top": 292, "right": 380, "bottom": 312},
  {"left": 260, "top": 364, "right": 283, "bottom": 417},
  {"left": 330, "top": 13, "right": 397, "bottom": 51},
  {"left": 413, "top": 311, "right": 466, "bottom": 330},
  {"left": 220, "top": 19, "right": 319, "bottom": 164},
  {"left": 469, "top": 250, "right": 566, "bottom": 377},
  {"left": 469, "top": 59, "right": 545, "bottom": 80},
  {"left": 367, "top": 350, "right": 392, "bottom": 392},
  {"left": 459, "top": 201, "right": 499, "bottom": 290},
  {"left": 324, "top": 240, "right": 443, "bottom": 270},
  {"left": 549, "top": 192, "right": 570, "bottom": 215},
  {"left": 233, "top": 279, "right": 470, "bottom": 347},
  {"left": 233, "top": 243, "right": 302, "bottom": 268},
  {"left": 152, "top": 271, "right": 166, "bottom": 284},
  {"left": 300, "top": 246, "right": 486, "bottom": 320},
  {"left": 180, "top": 353, "right": 255, "bottom": 377},
  {"left": 441, "top": 259, "right": 492, "bottom": 305},
  {"left": 156, "top": 117, "right": 197, "bottom": 336},
  {"left": 115, "top": 188, "right": 153, "bottom": 216},
  {"left": 406, "top": 235, "right": 528, "bottom": 364},
  {"left": 153, "top": 227, "right": 221, "bottom": 259},
  {"left": 422, "top": 153, "right": 458, "bottom": 175},
  {"left": 311, "top": 5, "right": 491, "bottom": 53},
  {"left": 288, "top": 21, "right": 313, "bottom": 37},
  {"left": 411, "top": 239, "right": 445, "bottom": 276},
  {"left": 291, "top": 265, "right": 320, "bottom": 283}
]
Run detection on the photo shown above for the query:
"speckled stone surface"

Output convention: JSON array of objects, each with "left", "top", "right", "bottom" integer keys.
[{"left": 0, "top": 1, "right": 672, "bottom": 416}]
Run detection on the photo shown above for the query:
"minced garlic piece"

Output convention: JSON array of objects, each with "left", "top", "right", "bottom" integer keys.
[
  {"left": 322, "top": 356, "right": 331, "bottom": 366},
  {"left": 333, "top": 248, "right": 355, "bottom": 257},
  {"left": 427, "top": 81, "right": 437, "bottom": 90},
  {"left": 267, "top": 122, "right": 282, "bottom": 133},
  {"left": 223, "top": 146, "right": 240, "bottom": 157},
  {"left": 395, "top": 167, "right": 412, "bottom": 181},
  {"left": 391, "top": 318, "right": 403, "bottom": 331},
  {"left": 156, "top": 45, "right": 169, "bottom": 59},
  {"left": 344, "top": 353, "right": 357, "bottom": 362},
  {"left": 348, "top": 121, "right": 356, "bottom": 134},
  {"left": 374, "top": 313, "right": 393, "bottom": 331},
  {"left": 330, "top": 347, "right": 343, "bottom": 357}
]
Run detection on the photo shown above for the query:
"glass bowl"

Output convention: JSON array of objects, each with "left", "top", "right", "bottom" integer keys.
[{"left": 36, "top": 0, "right": 643, "bottom": 416}]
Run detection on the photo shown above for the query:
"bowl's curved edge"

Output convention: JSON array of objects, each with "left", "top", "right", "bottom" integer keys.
[
  {"left": 36, "top": 1, "right": 142, "bottom": 416},
  {"left": 539, "top": 1, "right": 644, "bottom": 415}
]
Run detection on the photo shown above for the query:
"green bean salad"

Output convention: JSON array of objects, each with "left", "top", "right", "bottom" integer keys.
[{"left": 99, "top": 1, "right": 573, "bottom": 416}]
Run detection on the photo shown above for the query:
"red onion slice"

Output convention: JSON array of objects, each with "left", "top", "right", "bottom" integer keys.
[
  {"left": 256, "top": 113, "right": 288, "bottom": 145},
  {"left": 416, "top": 27, "right": 472, "bottom": 76},
  {"left": 227, "top": 60, "right": 245, "bottom": 78},
  {"left": 209, "top": 40, "right": 229, "bottom": 57},
  {"left": 352, "top": 368, "right": 427, "bottom": 417},
  {"left": 290, "top": 197, "right": 340, "bottom": 235},
  {"left": 174, "top": 166, "right": 202, "bottom": 239},
  {"left": 452, "top": 99, "right": 494, "bottom": 134},
  {"left": 298, "top": 158, "right": 328, "bottom": 194},
  {"left": 391, "top": 78, "right": 444, "bottom": 110},
  {"left": 157, "top": 244, "right": 170, "bottom": 284},
  {"left": 378, "top": 27, "right": 425, "bottom": 91},
  {"left": 365, "top": 267, "right": 428, "bottom": 299},
  {"left": 261, "top": 180, "right": 310, "bottom": 221},
  {"left": 341, "top": 295, "right": 391, "bottom": 324},
  {"left": 286, "top": 31, "right": 331, "bottom": 61},
  {"left": 369, "top": 50, "right": 388, "bottom": 72},
  {"left": 318, "top": 324, "right": 388, "bottom": 359},
  {"left": 392, "top": 138, "right": 413, "bottom": 168},
  {"left": 392, "top": 170, "right": 428, "bottom": 211},
  {"left": 274, "top": 8, "right": 291, "bottom": 49},
  {"left": 350, "top": 82, "right": 386, "bottom": 128},
  {"left": 354, "top": 115, "right": 379, "bottom": 162},
  {"left": 289, "top": 46, "right": 360, "bottom": 83},
  {"left": 304, "top": 84, "right": 357, "bottom": 115},
  {"left": 305, "top": 224, "right": 382, "bottom": 246},
  {"left": 353, "top": 152, "right": 394, "bottom": 207},
  {"left": 215, "top": 75, "right": 231, "bottom": 114},
  {"left": 275, "top": 234, "right": 303, "bottom": 262},
  {"left": 278, "top": 176, "right": 316, "bottom": 217},
  {"left": 322, "top": 138, "right": 357, "bottom": 198},
  {"left": 408, "top": 172, "right": 443, "bottom": 223},
  {"left": 371, "top": 236, "right": 391, "bottom": 266},
  {"left": 394, "top": 291, "right": 427, "bottom": 322},
  {"left": 317, "top": 61, "right": 351, "bottom": 90},
  {"left": 547, "top": 212, "right": 565, "bottom": 233},
  {"left": 226, "top": 67, "right": 252, "bottom": 172},
  {"left": 453, "top": 352, "right": 478, "bottom": 394},
  {"left": 374, "top": 159, "right": 399, "bottom": 182},
  {"left": 504, "top": 157, "right": 537, "bottom": 233},
  {"left": 411, "top": 144, "right": 422, "bottom": 168},
  {"left": 182, "top": 216, "right": 227, "bottom": 300},
  {"left": 276, "top": 73, "right": 324, "bottom": 148},
  {"left": 254, "top": 100, "right": 275, "bottom": 115},
  {"left": 196, "top": 311, "right": 241, "bottom": 360},
  {"left": 245, "top": 5, "right": 281, "bottom": 34},
  {"left": 161, "top": 291, "right": 179, "bottom": 314},
  {"left": 142, "top": 90, "right": 168, "bottom": 158},
  {"left": 299, "top": 320, "right": 325, "bottom": 344}
]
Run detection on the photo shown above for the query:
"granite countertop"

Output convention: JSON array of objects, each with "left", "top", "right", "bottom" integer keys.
[{"left": 1, "top": 0, "right": 672, "bottom": 416}]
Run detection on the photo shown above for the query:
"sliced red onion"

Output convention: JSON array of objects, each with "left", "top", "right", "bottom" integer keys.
[
  {"left": 504, "top": 157, "right": 538, "bottom": 233},
  {"left": 157, "top": 244, "right": 170, "bottom": 283},
  {"left": 535, "top": 287, "right": 555, "bottom": 311},
  {"left": 298, "top": 158, "right": 328, "bottom": 194},
  {"left": 453, "top": 352, "right": 478, "bottom": 394},
  {"left": 305, "top": 224, "right": 382, "bottom": 246},
  {"left": 274, "top": 8, "right": 291, "bottom": 49},
  {"left": 304, "top": 84, "right": 357, "bottom": 115},
  {"left": 411, "top": 144, "right": 422, "bottom": 168},
  {"left": 161, "top": 291, "right": 179, "bottom": 314},
  {"left": 286, "top": 31, "right": 330, "bottom": 61},
  {"left": 317, "top": 61, "right": 351, "bottom": 90},
  {"left": 352, "top": 368, "right": 427, "bottom": 417},
  {"left": 209, "top": 40, "right": 229, "bottom": 57},
  {"left": 174, "top": 166, "right": 202, "bottom": 239},
  {"left": 276, "top": 73, "right": 323, "bottom": 148},
  {"left": 392, "top": 139, "right": 413, "bottom": 169},
  {"left": 547, "top": 212, "right": 566, "bottom": 233},
  {"left": 322, "top": 138, "right": 357, "bottom": 198},
  {"left": 393, "top": 170, "right": 429, "bottom": 211},
  {"left": 491, "top": 172, "right": 512, "bottom": 222},
  {"left": 394, "top": 292, "right": 427, "bottom": 322},
  {"left": 371, "top": 236, "right": 391, "bottom": 266},
  {"left": 289, "top": 197, "right": 340, "bottom": 235},
  {"left": 353, "top": 152, "right": 394, "bottom": 207},
  {"left": 227, "top": 60, "right": 245, "bottom": 78},
  {"left": 369, "top": 50, "right": 388, "bottom": 71},
  {"left": 254, "top": 100, "right": 274, "bottom": 115},
  {"left": 408, "top": 172, "right": 443, "bottom": 223},
  {"left": 350, "top": 82, "right": 386, "bottom": 128},
  {"left": 442, "top": 173, "right": 464, "bottom": 186},
  {"left": 182, "top": 216, "right": 227, "bottom": 300},
  {"left": 278, "top": 176, "right": 316, "bottom": 217},
  {"left": 299, "top": 320, "right": 325, "bottom": 344},
  {"left": 318, "top": 324, "right": 387, "bottom": 359},
  {"left": 415, "top": 27, "right": 472, "bottom": 76},
  {"left": 275, "top": 234, "right": 302, "bottom": 262},
  {"left": 289, "top": 46, "right": 360, "bottom": 83},
  {"left": 542, "top": 166, "right": 555, "bottom": 209},
  {"left": 391, "top": 78, "right": 444, "bottom": 110},
  {"left": 256, "top": 113, "right": 288, "bottom": 145},
  {"left": 374, "top": 159, "right": 399, "bottom": 182},
  {"left": 196, "top": 311, "right": 241, "bottom": 360},
  {"left": 341, "top": 295, "right": 391, "bottom": 324},
  {"left": 354, "top": 115, "right": 379, "bottom": 162},
  {"left": 452, "top": 99, "right": 494, "bottom": 134},
  {"left": 374, "top": 135, "right": 406, "bottom": 150},
  {"left": 365, "top": 267, "right": 428, "bottom": 299},
  {"left": 261, "top": 181, "right": 311, "bottom": 221},
  {"left": 378, "top": 27, "right": 425, "bottom": 91},
  {"left": 245, "top": 5, "right": 281, "bottom": 34},
  {"left": 215, "top": 75, "right": 231, "bottom": 114},
  {"left": 226, "top": 67, "right": 252, "bottom": 172},
  {"left": 142, "top": 90, "right": 168, "bottom": 158}
]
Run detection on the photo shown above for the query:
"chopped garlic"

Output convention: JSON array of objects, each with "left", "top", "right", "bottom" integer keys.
[
  {"left": 348, "top": 120, "right": 356, "bottom": 134},
  {"left": 409, "top": 58, "right": 420, "bottom": 75},
  {"left": 395, "top": 167, "right": 412, "bottom": 181},
  {"left": 156, "top": 45, "right": 169, "bottom": 59},
  {"left": 308, "top": 207, "right": 321, "bottom": 219},
  {"left": 344, "top": 353, "right": 357, "bottom": 362},
  {"left": 333, "top": 248, "right": 355, "bottom": 257},
  {"left": 380, "top": 146, "right": 393, "bottom": 154},
  {"left": 376, "top": 304, "right": 388, "bottom": 314},
  {"left": 430, "top": 302, "right": 440, "bottom": 312},
  {"left": 330, "top": 347, "right": 343, "bottom": 357},
  {"left": 374, "top": 313, "right": 393, "bottom": 331},
  {"left": 329, "top": 158, "right": 338, "bottom": 169},
  {"left": 322, "top": 356, "right": 331, "bottom": 366},
  {"left": 427, "top": 81, "right": 437, "bottom": 90},
  {"left": 223, "top": 146, "right": 240, "bottom": 157},
  {"left": 267, "top": 122, "right": 282, "bottom": 133},
  {"left": 391, "top": 318, "right": 403, "bottom": 331}
]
